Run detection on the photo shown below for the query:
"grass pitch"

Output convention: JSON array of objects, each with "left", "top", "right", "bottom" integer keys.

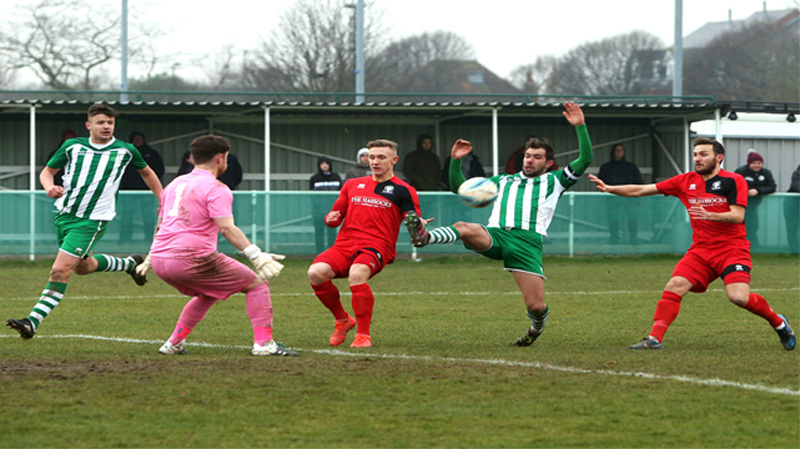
[{"left": 1, "top": 254, "right": 798, "bottom": 448}]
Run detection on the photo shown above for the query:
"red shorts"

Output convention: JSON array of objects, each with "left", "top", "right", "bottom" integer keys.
[
  {"left": 672, "top": 245, "right": 751, "bottom": 293},
  {"left": 313, "top": 244, "right": 387, "bottom": 279},
  {"left": 152, "top": 252, "right": 256, "bottom": 300}
]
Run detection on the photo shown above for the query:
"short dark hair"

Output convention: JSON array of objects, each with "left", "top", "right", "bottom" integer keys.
[
  {"left": 693, "top": 137, "right": 725, "bottom": 155},
  {"left": 87, "top": 103, "right": 119, "bottom": 120},
  {"left": 525, "top": 137, "right": 554, "bottom": 161},
  {"left": 367, "top": 139, "right": 398, "bottom": 153},
  {"left": 191, "top": 135, "right": 230, "bottom": 164}
]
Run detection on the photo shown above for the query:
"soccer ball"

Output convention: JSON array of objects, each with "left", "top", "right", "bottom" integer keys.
[{"left": 458, "top": 177, "right": 498, "bottom": 208}]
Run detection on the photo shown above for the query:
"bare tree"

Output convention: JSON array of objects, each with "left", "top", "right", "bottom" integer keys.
[
  {"left": 367, "top": 31, "right": 475, "bottom": 92},
  {"left": 245, "top": 0, "right": 383, "bottom": 93},
  {"left": 508, "top": 55, "right": 560, "bottom": 94},
  {"left": 547, "top": 31, "right": 665, "bottom": 96},
  {"left": 684, "top": 20, "right": 800, "bottom": 102},
  {"left": 0, "top": 0, "right": 160, "bottom": 90},
  {"left": 195, "top": 45, "right": 244, "bottom": 91}
]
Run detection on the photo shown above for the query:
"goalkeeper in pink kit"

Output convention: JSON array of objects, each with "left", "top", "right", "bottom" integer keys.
[{"left": 136, "top": 135, "right": 298, "bottom": 356}]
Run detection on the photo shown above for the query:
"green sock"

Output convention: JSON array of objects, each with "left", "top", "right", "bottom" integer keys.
[
  {"left": 29, "top": 281, "right": 68, "bottom": 329},
  {"left": 429, "top": 226, "right": 460, "bottom": 244},
  {"left": 526, "top": 306, "right": 550, "bottom": 332},
  {"left": 94, "top": 254, "right": 135, "bottom": 273}
]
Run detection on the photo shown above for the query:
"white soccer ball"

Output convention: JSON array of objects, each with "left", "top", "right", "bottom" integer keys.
[{"left": 458, "top": 177, "right": 498, "bottom": 208}]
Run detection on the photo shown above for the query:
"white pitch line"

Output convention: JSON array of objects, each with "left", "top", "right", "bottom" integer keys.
[
  {"left": 1, "top": 287, "right": 798, "bottom": 301},
  {"left": 3, "top": 333, "right": 797, "bottom": 398}
]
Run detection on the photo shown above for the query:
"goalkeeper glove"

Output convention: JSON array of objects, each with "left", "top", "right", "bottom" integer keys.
[
  {"left": 135, "top": 253, "right": 152, "bottom": 277},
  {"left": 242, "top": 244, "right": 286, "bottom": 280}
]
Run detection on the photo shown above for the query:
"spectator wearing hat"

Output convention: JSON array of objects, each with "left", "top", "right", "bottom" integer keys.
[{"left": 735, "top": 150, "right": 776, "bottom": 248}]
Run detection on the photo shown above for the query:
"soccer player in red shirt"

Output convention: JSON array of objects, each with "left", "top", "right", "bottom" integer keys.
[
  {"left": 307, "top": 139, "right": 426, "bottom": 348},
  {"left": 588, "top": 137, "right": 795, "bottom": 351}
]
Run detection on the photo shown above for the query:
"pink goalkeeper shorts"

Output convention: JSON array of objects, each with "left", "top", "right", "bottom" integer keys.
[{"left": 152, "top": 252, "right": 256, "bottom": 300}]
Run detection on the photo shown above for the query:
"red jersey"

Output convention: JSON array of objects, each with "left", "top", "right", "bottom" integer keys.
[
  {"left": 328, "top": 175, "right": 421, "bottom": 263},
  {"left": 656, "top": 169, "right": 748, "bottom": 248}
]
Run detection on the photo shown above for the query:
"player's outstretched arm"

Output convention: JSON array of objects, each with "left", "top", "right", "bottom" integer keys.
[
  {"left": 588, "top": 174, "right": 659, "bottom": 197},
  {"left": 215, "top": 216, "right": 285, "bottom": 279},
  {"left": 447, "top": 139, "right": 472, "bottom": 194}
]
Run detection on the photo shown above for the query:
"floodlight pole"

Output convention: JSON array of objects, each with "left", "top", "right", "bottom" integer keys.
[
  {"left": 355, "top": 0, "right": 365, "bottom": 104},
  {"left": 672, "top": 0, "right": 683, "bottom": 100},
  {"left": 120, "top": 0, "right": 128, "bottom": 102}
]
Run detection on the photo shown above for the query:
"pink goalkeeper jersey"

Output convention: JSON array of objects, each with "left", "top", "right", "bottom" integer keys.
[{"left": 150, "top": 169, "right": 233, "bottom": 258}]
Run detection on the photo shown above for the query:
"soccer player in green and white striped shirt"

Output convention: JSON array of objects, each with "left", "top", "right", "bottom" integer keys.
[
  {"left": 6, "top": 104, "right": 163, "bottom": 339},
  {"left": 410, "top": 101, "right": 592, "bottom": 346}
]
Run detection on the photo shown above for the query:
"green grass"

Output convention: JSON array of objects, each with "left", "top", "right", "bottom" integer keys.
[{"left": 1, "top": 254, "right": 798, "bottom": 448}]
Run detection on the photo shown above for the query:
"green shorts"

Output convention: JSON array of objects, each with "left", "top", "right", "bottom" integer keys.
[
  {"left": 54, "top": 213, "right": 108, "bottom": 259},
  {"left": 471, "top": 227, "right": 545, "bottom": 277}
]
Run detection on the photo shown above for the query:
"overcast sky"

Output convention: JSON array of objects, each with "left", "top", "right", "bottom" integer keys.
[{"left": 5, "top": 0, "right": 799, "bottom": 85}]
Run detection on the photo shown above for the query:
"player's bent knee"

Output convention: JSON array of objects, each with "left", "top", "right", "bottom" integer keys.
[{"left": 308, "top": 263, "right": 333, "bottom": 285}]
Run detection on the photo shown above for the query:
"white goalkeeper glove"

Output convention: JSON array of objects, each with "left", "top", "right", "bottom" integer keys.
[
  {"left": 135, "top": 253, "right": 152, "bottom": 277},
  {"left": 242, "top": 244, "right": 286, "bottom": 280}
]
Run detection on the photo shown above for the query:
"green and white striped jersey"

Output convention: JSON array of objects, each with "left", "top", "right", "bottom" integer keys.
[
  {"left": 486, "top": 168, "right": 579, "bottom": 236},
  {"left": 47, "top": 137, "right": 147, "bottom": 221},
  {"left": 448, "top": 124, "right": 593, "bottom": 238}
]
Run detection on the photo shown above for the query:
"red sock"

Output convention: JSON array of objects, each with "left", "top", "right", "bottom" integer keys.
[
  {"left": 350, "top": 283, "right": 374, "bottom": 336},
  {"left": 650, "top": 291, "right": 683, "bottom": 343},
  {"left": 741, "top": 293, "right": 783, "bottom": 328},
  {"left": 312, "top": 280, "right": 348, "bottom": 320}
]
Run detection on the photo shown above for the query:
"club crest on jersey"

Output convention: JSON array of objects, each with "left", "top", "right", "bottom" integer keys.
[
  {"left": 381, "top": 185, "right": 395, "bottom": 195},
  {"left": 711, "top": 181, "right": 722, "bottom": 190},
  {"left": 689, "top": 183, "right": 697, "bottom": 190}
]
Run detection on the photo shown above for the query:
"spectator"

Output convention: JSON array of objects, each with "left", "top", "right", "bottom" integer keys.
[
  {"left": 403, "top": 134, "right": 442, "bottom": 191},
  {"left": 344, "top": 147, "right": 371, "bottom": 180},
  {"left": 441, "top": 152, "right": 485, "bottom": 191},
  {"left": 597, "top": 143, "right": 644, "bottom": 244},
  {"left": 309, "top": 156, "right": 342, "bottom": 253},
  {"left": 44, "top": 130, "right": 77, "bottom": 187},
  {"left": 505, "top": 135, "right": 536, "bottom": 174},
  {"left": 178, "top": 150, "right": 243, "bottom": 190},
  {"left": 734, "top": 150, "right": 776, "bottom": 248},
  {"left": 784, "top": 164, "right": 800, "bottom": 255},
  {"left": 119, "top": 132, "right": 165, "bottom": 243}
]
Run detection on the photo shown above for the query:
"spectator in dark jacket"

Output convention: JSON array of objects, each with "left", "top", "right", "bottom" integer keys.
[
  {"left": 735, "top": 149, "right": 776, "bottom": 248},
  {"left": 441, "top": 152, "right": 486, "bottom": 191},
  {"left": 119, "top": 131, "right": 165, "bottom": 243},
  {"left": 309, "top": 156, "right": 342, "bottom": 253},
  {"left": 403, "top": 134, "right": 441, "bottom": 191},
  {"left": 597, "top": 143, "right": 643, "bottom": 244},
  {"left": 178, "top": 150, "right": 243, "bottom": 190}
]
